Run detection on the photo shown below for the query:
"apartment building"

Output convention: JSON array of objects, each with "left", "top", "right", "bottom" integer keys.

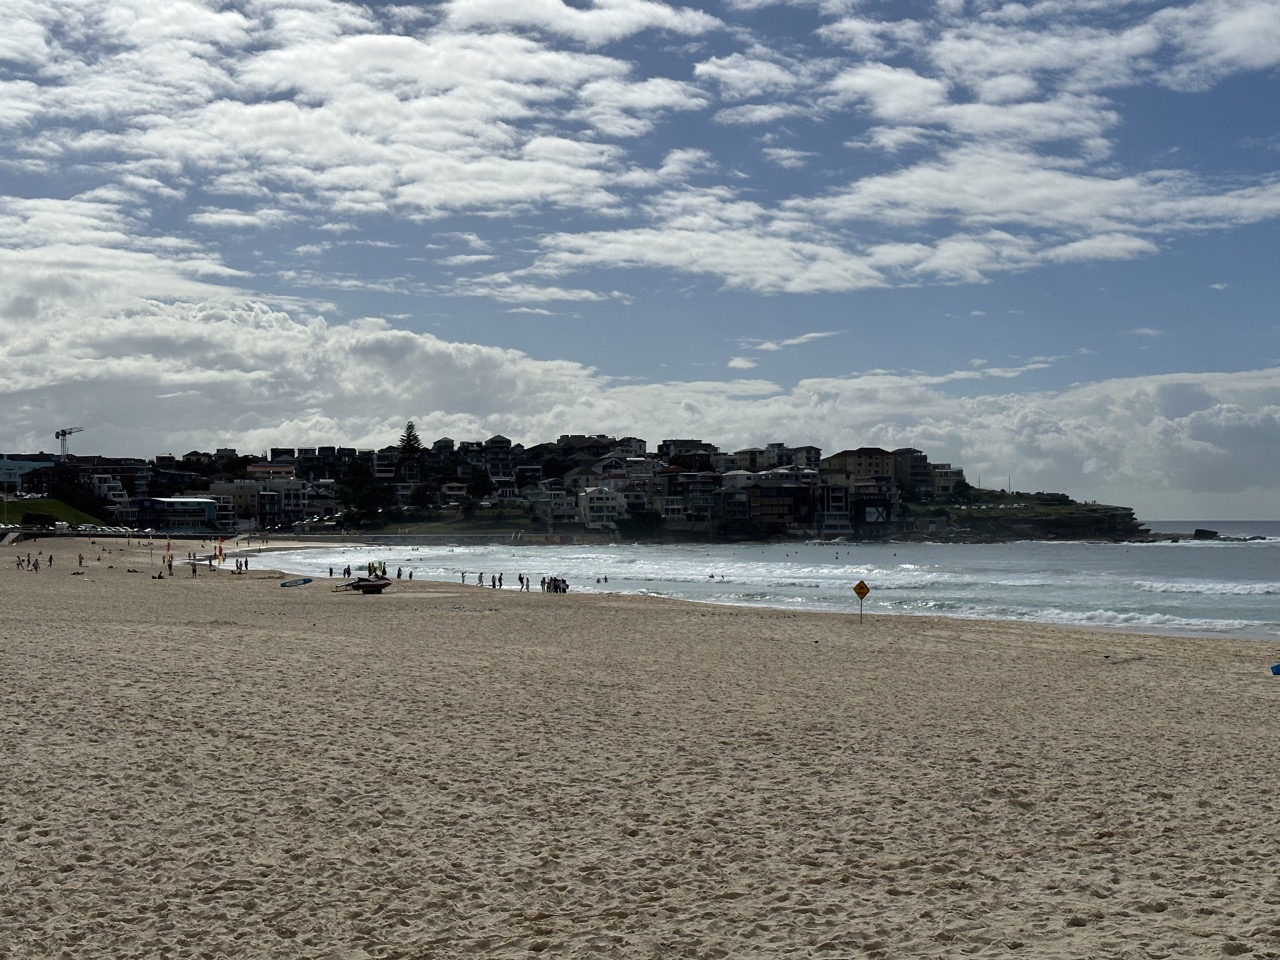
[
  {"left": 931, "top": 463, "right": 966, "bottom": 496},
  {"left": 579, "top": 487, "right": 628, "bottom": 529},
  {"left": 820, "top": 447, "right": 895, "bottom": 480}
]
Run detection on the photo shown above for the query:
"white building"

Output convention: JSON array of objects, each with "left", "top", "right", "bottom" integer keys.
[{"left": 578, "top": 486, "right": 628, "bottom": 529}]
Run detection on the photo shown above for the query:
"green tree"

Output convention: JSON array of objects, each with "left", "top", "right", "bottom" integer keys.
[
  {"left": 50, "top": 481, "right": 111, "bottom": 522},
  {"left": 339, "top": 461, "right": 397, "bottom": 527},
  {"left": 399, "top": 421, "right": 424, "bottom": 458},
  {"left": 467, "top": 473, "right": 495, "bottom": 500}
]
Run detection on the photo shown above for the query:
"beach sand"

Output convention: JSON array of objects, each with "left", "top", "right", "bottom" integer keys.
[{"left": 4, "top": 537, "right": 1280, "bottom": 958}]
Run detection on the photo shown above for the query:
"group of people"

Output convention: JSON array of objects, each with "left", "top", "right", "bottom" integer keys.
[
  {"left": 458, "top": 571, "right": 569, "bottom": 593},
  {"left": 13, "top": 551, "right": 51, "bottom": 571}
]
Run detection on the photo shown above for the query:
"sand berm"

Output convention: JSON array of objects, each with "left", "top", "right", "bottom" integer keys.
[{"left": 4, "top": 537, "right": 1280, "bottom": 958}]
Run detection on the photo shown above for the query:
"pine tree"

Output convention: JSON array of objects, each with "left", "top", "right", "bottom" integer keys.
[{"left": 398, "top": 420, "right": 423, "bottom": 458}]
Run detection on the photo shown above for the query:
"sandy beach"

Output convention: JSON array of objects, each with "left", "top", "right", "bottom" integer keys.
[{"left": 4, "top": 537, "right": 1280, "bottom": 959}]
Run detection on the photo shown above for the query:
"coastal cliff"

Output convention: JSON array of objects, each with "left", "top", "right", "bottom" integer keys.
[{"left": 898, "top": 501, "right": 1150, "bottom": 542}]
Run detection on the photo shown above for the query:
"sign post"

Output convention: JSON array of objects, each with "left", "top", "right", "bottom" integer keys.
[{"left": 853, "top": 579, "right": 870, "bottom": 622}]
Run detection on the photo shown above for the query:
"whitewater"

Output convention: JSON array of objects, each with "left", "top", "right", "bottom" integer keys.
[{"left": 264, "top": 519, "right": 1280, "bottom": 642}]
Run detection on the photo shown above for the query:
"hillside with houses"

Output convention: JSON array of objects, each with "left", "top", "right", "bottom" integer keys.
[{"left": 1, "top": 425, "right": 1147, "bottom": 541}]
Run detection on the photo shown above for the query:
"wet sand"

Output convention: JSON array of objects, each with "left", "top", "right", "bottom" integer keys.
[{"left": 4, "top": 537, "right": 1280, "bottom": 958}]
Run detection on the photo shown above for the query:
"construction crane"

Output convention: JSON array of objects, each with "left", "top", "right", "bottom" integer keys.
[{"left": 55, "top": 426, "right": 84, "bottom": 460}]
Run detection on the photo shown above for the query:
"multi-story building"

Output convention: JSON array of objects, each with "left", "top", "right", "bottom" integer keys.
[
  {"left": 791, "top": 445, "right": 823, "bottom": 470},
  {"left": 812, "top": 481, "right": 853, "bottom": 533},
  {"left": 296, "top": 446, "right": 355, "bottom": 479},
  {"left": 440, "top": 481, "right": 468, "bottom": 504},
  {"left": 710, "top": 452, "right": 737, "bottom": 473},
  {"left": 892, "top": 448, "right": 933, "bottom": 497},
  {"left": 210, "top": 480, "right": 266, "bottom": 525},
  {"left": 457, "top": 440, "right": 485, "bottom": 465},
  {"left": 931, "top": 463, "right": 966, "bottom": 497},
  {"left": 651, "top": 470, "right": 722, "bottom": 523},
  {"left": 734, "top": 447, "right": 766, "bottom": 471},
  {"left": 713, "top": 486, "right": 751, "bottom": 525},
  {"left": 71, "top": 456, "right": 152, "bottom": 498},
  {"left": 207, "top": 476, "right": 317, "bottom": 529},
  {"left": 133, "top": 496, "right": 227, "bottom": 532},
  {"left": 89, "top": 474, "right": 136, "bottom": 524},
  {"left": 373, "top": 446, "right": 399, "bottom": 481},
  {"left": 524, "top": 481, "right": 580, "bottom": 525},
  {"left": 614, "top": 436, "right": 648, "bottom": 457},
  {"left": 483, "top": 435, "right": 514, "bottom": 473},
  {"left": 820, "top": 447, "right": 895, "bottom": 481},
  {"left": 3, "top": 460, "right": 54, "bottom": 496},
  {"left": 743, "top": 480, "right": 812, "bottom": 531},
  {"left": 578, "top": 486, "right": 628, "bottom": 529},
  {"left": 248, "top": 462, "right": 296, "bottom": 480},
  {"left": 656, "top": 438, "right": 716, "bottom": 472},
  {"left": 556, "top": 435, "right": 622, "bottom": 460},
  {"left": 721, "top": 469, "right": 757, "bottom": 490}
]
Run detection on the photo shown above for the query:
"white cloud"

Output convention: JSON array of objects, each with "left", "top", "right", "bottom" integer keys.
[
  {"left": 762, "top": 147, "right": 812, "bottom": 169},
  {"left": 827, "top": 63, "right": 949, "bottom": 121},
  {"left": 441, "top": 0, "right": 721, "bottom": 47},
  {"left": 1156, "top": 0, "right": 1280, "bottom": 90},
  {"left": 1044, "top": 233, "right": 1159, "bottom": 262},
  {"left": 571, "top": 75, "right": 708, "bottom": 137},
  {"left": 819, "top": 15, "right": 926, "bottom": 57},
  {"left": 534, "top": 195, "right": 887, "bottom": 294},
  {"left": 713, "top": 101, "right": 810, "bottom": 126},
  {"left": 694, "top": 51, "right": 807, "bottom": 100},
  {"left": 739, "top": 331, "right": 844, "bottom": 351},
  {"left": 450, "top": 274, "right": 619, "bottom": 303}
]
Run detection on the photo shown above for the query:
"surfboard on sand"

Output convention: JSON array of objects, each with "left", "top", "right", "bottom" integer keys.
[{"left": 280, "top": 577, "right": 313, "bottom": 587}]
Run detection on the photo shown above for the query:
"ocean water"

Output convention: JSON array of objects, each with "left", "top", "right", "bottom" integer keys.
[{"left": 265, "top": 520, "right": 1280, "bottom": 642}]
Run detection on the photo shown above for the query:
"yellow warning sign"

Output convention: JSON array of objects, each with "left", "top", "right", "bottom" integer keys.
[{"left": 854, "top": 580, "right": 870, "bottom": 600}]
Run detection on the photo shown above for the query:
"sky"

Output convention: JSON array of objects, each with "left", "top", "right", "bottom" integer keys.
[{"left": 2, "top": 0, "right": 1279, "bottom": 521}]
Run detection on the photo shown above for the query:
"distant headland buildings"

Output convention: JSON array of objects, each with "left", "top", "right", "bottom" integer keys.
[{"left": 1, "top": 427, "right": 1144, "bottom": 540}]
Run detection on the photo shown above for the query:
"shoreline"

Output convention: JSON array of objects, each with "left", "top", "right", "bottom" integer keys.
[
  {"left": 246, "top": 536, "right": 1280, "bottom": 645},
  {"left": 14, "top": 535, "right": 1280, "bottom": 644}
]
